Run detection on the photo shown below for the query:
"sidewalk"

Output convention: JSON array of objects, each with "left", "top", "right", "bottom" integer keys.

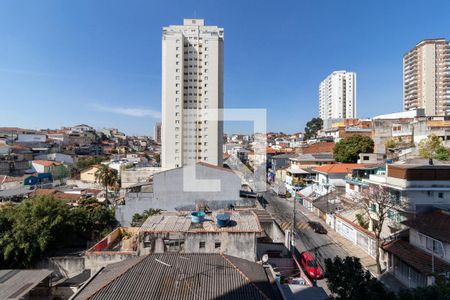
[{"left": 288, "top": 198, "right": 379, "bottom": 276}]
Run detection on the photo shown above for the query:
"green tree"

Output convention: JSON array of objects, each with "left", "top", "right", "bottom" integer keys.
[
  {"left": 397, "top": 276, "right": 450, "bottom": 300},
  {"left": 333, "top": 135, "right": 374, "bottom": 163},
  {"left": 76, "top": 156, "right": 107, "bottom": 170},
  {"left": 325, "top": 256, "right": 392, "bottom": 300},
  {"left": 95, "top": 165, "right": 120, "bottom": 203},
  {"left": 0, "top": 196, "right": 117, "bottom": 268},
  {"left": 418, "top": 134, "right": 449, "bottom": 160},
  {"left": 131, "top": 208, "right": 162, "bottom": 227},
  {"left": 0, "top": 196, "right": 72, "bottom": 267},
  {"left": 304, "top": 117, "right": 323, "bottom": 140}
]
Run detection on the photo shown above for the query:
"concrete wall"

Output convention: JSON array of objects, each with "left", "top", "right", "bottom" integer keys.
[
  {"left": 65, "top": 180, "right": 102, "bottom": 189},
  {"left": 37, "top": 256, "right": 85, "bottom": 279},
  {"left": 116, "top": 164, "right": 244, "bottom": 226},
  {"left": 84, "top": 253, "right": 138, "bottom": 273},
  {"left": 121, "top": 167, "right": 162, "bottom": 188},
  {"left": 140, "top": 231, "right": 257, "bottom": 262},
  {"left": 153, "top": 164, "right": 240, "bottom": 203}
]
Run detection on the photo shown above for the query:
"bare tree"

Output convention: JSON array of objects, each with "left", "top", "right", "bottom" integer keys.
[{"left": 353, "top": 184, "right": 405, "bottom": 274}]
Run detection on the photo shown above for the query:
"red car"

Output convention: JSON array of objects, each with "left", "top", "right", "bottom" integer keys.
[{"left": 299, "top": 251, "right": 324, "bottom": 279}]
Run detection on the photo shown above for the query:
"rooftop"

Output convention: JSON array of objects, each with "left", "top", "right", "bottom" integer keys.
[
  {"left": 313, "top": 163, "right": 367, "bottom": 174},
  {"left": 291, "top": 153, "right": 334, "bottom": 162},
  {"left": 383, "top": 239, "right": 450, "bottom": 275},
  {"left": 402, "top": 210, "right": 450, "bottom": 243},
  {"left": 0, "top": 269, "right": 52, "bottom": 300},
  {"left": 140, "top": 211, "right": 262, "bottom": 233},
  {"left": 72, "top": 253, "right": 276, "bottom": 300},
  {"left": 32, "top": 159, "right": 63, "bottom": 167}
]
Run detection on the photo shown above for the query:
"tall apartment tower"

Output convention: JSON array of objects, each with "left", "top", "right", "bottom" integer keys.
[
  {"left": 161, "top": 19, "right": 224, "bottom": 169},
  {"left": 319, "top": 71, "right": 356, "bottom": 120},
  {"left": 153, "top": 122, "right": 161, "bottom": 144},
  {"left": 403, "top": 39, "right": 450, "bottom": 116}
]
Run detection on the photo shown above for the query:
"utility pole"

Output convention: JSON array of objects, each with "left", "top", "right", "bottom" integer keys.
[{"left": 292, "top": 191, "right": 296, "bottom": 253}]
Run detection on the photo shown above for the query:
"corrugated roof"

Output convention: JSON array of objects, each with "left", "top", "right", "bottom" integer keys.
[
  {"left": 73, "top": 253, "right": 274, "bottom": 300},
  {"left": 0, "top": 269, "right": 52, "bottom": 300},
  {"left": 140, "top": 211, "right": 262, "bottom": 233}
]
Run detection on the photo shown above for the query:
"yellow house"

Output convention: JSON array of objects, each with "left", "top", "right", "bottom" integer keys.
[{"left": 80, "top": 165, "right": 101, "bottom": 183}]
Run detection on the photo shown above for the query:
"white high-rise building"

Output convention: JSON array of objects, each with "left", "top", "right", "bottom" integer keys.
[
  {"left": 319, "top": 71, "right": 356, "bottom": 120},
  {"left": 161, "top": 19, "right": 224, "bottom": 169}
]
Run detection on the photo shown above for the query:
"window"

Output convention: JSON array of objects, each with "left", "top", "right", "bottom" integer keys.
[
  {"left": 215, "top": 242, "right": 221, "bottom": 249},
  {"left": 438, "top": 192, "right": 444, "bottom": 199},
  {"left": 199, "top": 241, "right": 205, "bottom": 248}
]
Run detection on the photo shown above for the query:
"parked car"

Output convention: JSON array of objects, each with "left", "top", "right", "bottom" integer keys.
[
  {"left": 299, "top": 251, "right": 324, "bottom": 279},
  {"left": 308, "top": 221, "right": 328, "bottom": 234}
]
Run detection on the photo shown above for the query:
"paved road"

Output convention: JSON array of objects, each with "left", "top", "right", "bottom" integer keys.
[
  {"left": 263, "top": 191, "right": 349, "bottom": 292},
  {"left": 264, "top": 191, "right": 348, "bottom": 264}
]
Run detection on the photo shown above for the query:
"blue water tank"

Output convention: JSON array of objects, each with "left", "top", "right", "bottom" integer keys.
[
  {"left": 216, "top": 214, "right": 231, "bottom": 227},
  {"left": 191, "top": 211, "right": 206, "bottom": 223}
]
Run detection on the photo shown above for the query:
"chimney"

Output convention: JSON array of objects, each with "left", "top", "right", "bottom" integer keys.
[{"left": 429, "top": 158, "right": 434, "bottom": 165}]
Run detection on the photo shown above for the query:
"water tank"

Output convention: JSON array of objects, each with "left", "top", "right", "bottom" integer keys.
[
  {"left": 216, "top": 213, "right": 231, "bottom": 227},
  {"left": 191, "top": 211, "right": 206, "bottom": 223}
]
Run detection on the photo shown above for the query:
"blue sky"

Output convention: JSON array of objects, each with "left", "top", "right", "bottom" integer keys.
[{"left": 1, "top": 0, "right": 450, "bottom": 136}]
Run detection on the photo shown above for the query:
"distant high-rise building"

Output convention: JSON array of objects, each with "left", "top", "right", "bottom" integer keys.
[
  {"left": 161, "top": 19, "right": 224, "bottom": 169},
  {"left": 154, "top": 122, "right": 161, "bottom": 144},
  {"left": 403, "top": 39, "right": 450, "bottom": 115},
  {"left": 319, "top": 71, "right": 356, "bottom": 120}
]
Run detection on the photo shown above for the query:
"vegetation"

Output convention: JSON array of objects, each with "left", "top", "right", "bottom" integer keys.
[
  {"left": 0, "top": 196, "right": 117, "bottom": 268},
  {"left": 285, "top": 191, "right": 292, "bottom": 198},
  {"left": 304, "top": 117, "right": 323, "bottom": 140},
  {"left": 155, "top": 153, "right": 161, "bottom": 164},
  {"left": 325, "top": 256, "right": 391, "bottom": 300},
  {"left": 418, "top": 134, "right": 449, "bottom": 161},
  {"left": 325, "top": 256, "right": 450, "bottom": 300},
  {"left": 131, "top": 208, "right": 162, "bottom": 227},
  {"left": 355, "top": 213, "right": 369, "bottom": 230},
  {"left": 397, "top": 277, "right": 450, "bottom": 300},
  {"left": 353, "top": 185, "right": 405, "bottom": 274},
  {"left": 333, "top": 135, "right": 374, "bottom": 163},
  {"left": 76, "top": 156, "right": 107, "bottom": 170},
  {"left": 94, "top": 165, "right": 120, "bottom": 203}
]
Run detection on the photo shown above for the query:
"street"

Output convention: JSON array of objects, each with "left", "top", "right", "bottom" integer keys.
[{"left": 263, "top": 191, "right": 349, "bottom": 291}]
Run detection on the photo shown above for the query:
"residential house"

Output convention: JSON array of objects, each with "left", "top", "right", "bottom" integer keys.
[
  {"left": 139, "top": 210, "right": 262, "bottom": 262},
  {"left": 70, "top": 124, "right": 94, "bottom": 134},
  {"left": 383, "top": 210, "right": 450, "bottom": 289},
  {"left": 364, "top": 163, "right": 450, "bottom": 216},
  {"left": 32, "top": 160, "right": 69, "bottom": 179},
  {"left": 313, "top": 163, "right": 368, "bottom": 195}
]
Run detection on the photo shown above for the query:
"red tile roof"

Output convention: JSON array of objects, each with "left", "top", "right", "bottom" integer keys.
[
  {"left": 0, "top": 175, "right": 24, "bottom": 183},
  {"left": 301, "top": 142, "right": 335, "bottom": 154},
  {"left": 32, "top": 160, "right": 63, "bottom": 167},
  {"left": 383, "top": 239, "right": 450, "bottom": 275},
  {"left": 313, "top": 163, "right": 366, "bottom": 174}
]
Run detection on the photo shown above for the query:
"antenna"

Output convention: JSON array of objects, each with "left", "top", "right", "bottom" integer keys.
[{"left": 194, "top": 10, "right": 197, "bottom": 18}]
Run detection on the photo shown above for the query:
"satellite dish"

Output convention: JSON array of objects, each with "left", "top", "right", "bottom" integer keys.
[{"left": 262, "top": 254, "right": 269, "bottom": 263}]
